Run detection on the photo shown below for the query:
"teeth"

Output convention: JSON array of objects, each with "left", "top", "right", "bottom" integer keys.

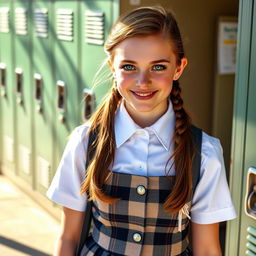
[{"left": 134, "top": 92, "right": 153, "bottom": 96}]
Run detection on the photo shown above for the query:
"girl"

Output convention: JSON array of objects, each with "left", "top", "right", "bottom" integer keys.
[{"left": 47, "top": 6, "right": 236, "bottom": 256}]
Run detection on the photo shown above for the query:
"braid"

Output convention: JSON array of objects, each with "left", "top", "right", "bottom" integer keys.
[
  {"left": 81, "top": 86, "right": 122, "bottom": 202},
  {"left": 170, "top": 80, "right": 190, "bottom": 144},
  {"left": 164, "top": 80, "right": 193, "bottom": 213}
]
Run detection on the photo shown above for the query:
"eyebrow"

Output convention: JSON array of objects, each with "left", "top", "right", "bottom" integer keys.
[{"left": 121, "top": 59, "right": 170, "bottom": 64}]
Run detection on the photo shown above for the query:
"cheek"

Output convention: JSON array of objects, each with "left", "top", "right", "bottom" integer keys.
[
  {"left": 152, "top": 74, "right": 173, "bottom": 87},
  {"left": 115, "top": 73, "right": 134, "bottom": 88}
]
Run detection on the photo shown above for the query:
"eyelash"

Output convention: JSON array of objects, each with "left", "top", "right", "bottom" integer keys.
[
  {"left": 121, "top": 64, "right": 135, "bottom": 71},
  {"left": 152, "top": 65, "right": 167, "bottom": 71},
  {"left": 120, "top": 64, "right": 167, "bottom": 71}
]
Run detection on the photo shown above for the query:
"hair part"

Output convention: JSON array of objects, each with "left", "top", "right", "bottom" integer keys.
[{"left": 81, "top": 6, "right": 194, "bottom": 214}]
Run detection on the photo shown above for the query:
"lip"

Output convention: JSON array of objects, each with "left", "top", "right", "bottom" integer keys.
[{"left": 131, "top": 90, "right": 157, "bottom": 100}]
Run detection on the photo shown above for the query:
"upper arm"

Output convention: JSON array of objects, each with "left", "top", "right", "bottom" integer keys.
[
  {"left": 191, "top": 222, "right": 222, "bottom": 256},
  {"left": 60, "top": 207, "right": 85, "bottom": 243}
]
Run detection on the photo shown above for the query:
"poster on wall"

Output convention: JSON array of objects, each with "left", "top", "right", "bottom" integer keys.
[{"left": 218, "top": 21, "right": 238, "bottom": 75}]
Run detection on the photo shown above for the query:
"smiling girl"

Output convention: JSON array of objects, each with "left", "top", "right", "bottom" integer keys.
[{"left": 47, "top": 6, "right": 236, "bottom": 256}]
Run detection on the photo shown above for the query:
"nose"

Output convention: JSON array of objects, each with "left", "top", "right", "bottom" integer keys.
[{"left": 136, "top": 71, "right": 151, "bottom": 87}]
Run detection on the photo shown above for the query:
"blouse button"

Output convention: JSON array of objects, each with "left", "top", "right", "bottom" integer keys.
[
  {"left": 137, "top": 185, "right": 146, "bottom": 195},
  {"left": 133, "top": 233, "right": 142, "bottom": 243}
]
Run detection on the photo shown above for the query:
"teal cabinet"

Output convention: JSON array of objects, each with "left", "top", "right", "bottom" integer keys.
[
  {"left": 32, "top": 0, "right": 55, "bottom": 193},
  {"left": 0, "top": 1, "right": 16, "bottom": 175},
  {"left": 226, "top": 0, "right": 256, "bottom": 255}
]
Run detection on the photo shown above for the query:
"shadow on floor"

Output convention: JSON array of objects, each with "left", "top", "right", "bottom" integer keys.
[{"left": 0, "top": 235, "right": 51, "bottom": 256}]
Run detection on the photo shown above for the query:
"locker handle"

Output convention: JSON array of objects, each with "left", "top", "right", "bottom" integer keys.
[
  {"left": 83, "top": 88, "right": 94, "bottom": 120},
  {"left": 57, "top": 80, "right": 66, "bottom": 123},
  {"left": 15, "top": 68, "right": 23, "bottom": 105},
  {"left": 0, "top": 63, "right": 6, "bottom": 97},
  {"left": 248, "top": 185, "right": 256, "bottom": 213},
  {"left": 34, "top": 73, "right": 42, "bottom": 113},
  {"left": 245, "top": 167, "right": 256, "bottom": 220}
]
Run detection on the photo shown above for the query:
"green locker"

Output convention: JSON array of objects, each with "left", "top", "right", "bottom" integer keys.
[
  {"left": 79, "top": 0, "right": 119, "bottom": 122},
  {"left": 52, "top": 0, "right": 80, "bottom": 177},
  {"left": 13, "top": 0, "right": 34, "bottom": 183},
  {"left": 0, "top": 1, "right": 16, "bottom": 174},
  {"left": 225, "top": 0, "right": 256, "bottom": 255},
  {"left": 32, "top": 0, "right": 55, "bottom": 193}
]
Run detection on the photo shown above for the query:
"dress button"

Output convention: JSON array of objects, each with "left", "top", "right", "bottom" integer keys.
[
  {"left": 133, "top": 233, "right": 142, "bottom": 243},
  {"left": 137, "top": 185, "right": 146, "bottom": 195}
]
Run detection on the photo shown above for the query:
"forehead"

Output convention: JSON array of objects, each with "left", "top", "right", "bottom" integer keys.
[{"left": 112, "top": 35, "right": 176, "bottom": 62}]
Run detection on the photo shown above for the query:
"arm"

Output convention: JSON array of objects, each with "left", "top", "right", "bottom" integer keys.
[
  {"left": 54, "top": 207, "right": 85, "bottom": 256},
  {"left": 191, "top": 222, "right": 222, "bottom": 256}
]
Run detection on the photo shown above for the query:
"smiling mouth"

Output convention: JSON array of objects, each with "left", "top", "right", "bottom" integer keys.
[{"left": 131, "top": 90, "right": 157, "bottom": 99}]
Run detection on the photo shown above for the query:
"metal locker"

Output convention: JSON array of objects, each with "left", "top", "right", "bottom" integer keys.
[
  {"left": 79, "top": 0, "right": 119, "bottom": 123},
  {"left": 225, "top": 0, "right": 256, "bottom": 255},
  {"left": 53, "top": 0, "right": 80, "bottom": 174},
  {"left": 13, "top": 0, "right": 34, "bottom": 184},
  {"left": 0, "top": 1, "right": 16, "bottom": 175},
  {"left": 32, "top": 0, "right": 55, "bottom": 194}
]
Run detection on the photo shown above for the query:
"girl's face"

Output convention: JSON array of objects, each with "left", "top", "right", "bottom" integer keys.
[{"left": 109, "top": 35, "right": 187, "bottom": 126}]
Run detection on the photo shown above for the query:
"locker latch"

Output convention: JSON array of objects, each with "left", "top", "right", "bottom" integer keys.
[
  {"left": 15, "top": 68, "right": 23, "bottom": 105},
  {"left": 57, "top": 80, "right": 66, "bottom": 123},
  {"left": 0, "top": 63, "right": 6, "bottom": 97},
  {"left": 83, "top": 88, "right": 94, "bottom": 120},
  {"left": 245, "top": 167, "right": 256, "bottom": 219},
  {"left": 34, "top": 73, "right": 43, "bottom": 113}
]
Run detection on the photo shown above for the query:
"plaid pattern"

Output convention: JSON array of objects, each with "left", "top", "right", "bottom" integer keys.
[{"left": 81, "top": 171, "right": 192, "bottom": 256}]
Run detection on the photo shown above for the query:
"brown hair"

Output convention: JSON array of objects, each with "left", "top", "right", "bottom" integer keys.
[{"left": 81, "top": 6, "right": 193, "bottom": 213}]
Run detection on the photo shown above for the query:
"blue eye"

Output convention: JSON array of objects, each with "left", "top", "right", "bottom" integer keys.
[
  {"left": 121, "top": 64, "right": 135, "bottom": 71},
  {"left": 152, "top": 65, "right": 166, "bottom": 71}
]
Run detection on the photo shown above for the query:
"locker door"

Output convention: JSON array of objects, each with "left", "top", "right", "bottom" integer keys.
[
  {"left": 225, "top": 0, "right": 256, "bottom": 255},
  {"left": 32, "top": 0, "right": 55, "bottom": 194},
  {"left": 79, "top": 0, "right": 119, "bottom": 122},
  {"left": 0, "top": 1, "right": 16, "bottom": 174},
  {"left": 53, "top": 1, "right": 80, "bottom": 174},
  {"left": 13, "top": 0, "right": 34, "bottom": 183},
  {"left": 238, "top": 1, "right": 256, "bottom": 254}
]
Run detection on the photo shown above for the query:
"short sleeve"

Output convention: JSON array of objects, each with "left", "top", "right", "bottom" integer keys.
[
  {"left": 46, "top": 124, "right": 90, "bottom": 212},
  {"left": 190, "top": 132, "right": 237, "bottom": 224}
]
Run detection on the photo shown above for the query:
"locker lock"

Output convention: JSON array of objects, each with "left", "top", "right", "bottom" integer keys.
[
  {"left": 0, "top": 63, "right": 7, "bottom": 97},
  {"left": 15, "top": 68, "right": 23, "bottom": 105},
  {"left": 83, "top": 88, "right": 94, "bottom": 120},
  {"left": 57, "top": 80, "right": 66, "bottom": 123},
  {"left": 245, "top": 167, "right": 256, "bottom": 219},
  {"left": 34, "top": 73, "right": 43, "bottom": 113}
]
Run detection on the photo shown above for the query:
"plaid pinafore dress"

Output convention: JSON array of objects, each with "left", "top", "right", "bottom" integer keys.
[{"left": 78, "top": 126, "right": 202, "bottom": 256}]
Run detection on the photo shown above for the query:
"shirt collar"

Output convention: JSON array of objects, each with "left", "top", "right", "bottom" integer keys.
[{"left": 114, "top": 100, "right": 175, "bottom": 151}]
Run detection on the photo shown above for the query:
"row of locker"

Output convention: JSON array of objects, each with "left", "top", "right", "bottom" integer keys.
[{"left": 0, "top": 0, "right": 118, "bottom": 198}]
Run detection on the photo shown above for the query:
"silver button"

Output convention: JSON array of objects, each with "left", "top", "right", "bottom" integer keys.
[
  {"left": 137, "top": 185, "right": 146, "bottom": 195},
  {"left": 133, "top": 233, "right": 142, "bottom": 242}
]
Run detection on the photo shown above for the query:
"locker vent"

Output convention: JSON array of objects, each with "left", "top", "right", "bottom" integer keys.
[
  {"left": 34, "top": 8, "right": 48, "bottom": 38},
  {"left": 37, "top": 156, "right": 51, "bottom": 188},
  {"left": 15, "top": 8, "right": 28, "bottom": 35},
  {"left": 4, "top": 136, "right": 14, "bottom": 162},
  {"left": 19, "top": 145, "right": 31, "bottom": 175},
  {"left": 56, "top": 9, "right": 73, "bottom": 41},
  {"left": 0, "top": 7, "right": 10, "bottom": 33},
  {"left": 85, "top": 10, "right": 104, "bottom": 45},
  {"left": 246, "top": 226, "right": 256, "bottom": 255}
]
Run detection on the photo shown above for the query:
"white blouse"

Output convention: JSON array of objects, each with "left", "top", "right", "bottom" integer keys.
[{"left": 47, "top": 101, "right": 236, "bottom": 224}]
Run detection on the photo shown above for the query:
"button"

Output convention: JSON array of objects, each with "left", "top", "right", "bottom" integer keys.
[
  {"left": 137, "top": 185, "right": 146, "bottom": 195},
  {"left": 133, "top": 233, "right": 142, "bottom": 243}
]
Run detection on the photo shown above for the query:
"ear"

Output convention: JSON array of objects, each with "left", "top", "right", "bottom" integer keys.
[
  {"left": 173, "top": 57, "right": 188, "bottom": 80},
  {"left": 107, "top": 59, "right": 115, "bottom": 74}
]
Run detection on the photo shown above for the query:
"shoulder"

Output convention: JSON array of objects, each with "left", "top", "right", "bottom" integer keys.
[
  {"left": 201, "top": 131, "right": 223, "bottom": 170},
  {"left": 68, "top": 122, "right": 91, "bottom": 145}
]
